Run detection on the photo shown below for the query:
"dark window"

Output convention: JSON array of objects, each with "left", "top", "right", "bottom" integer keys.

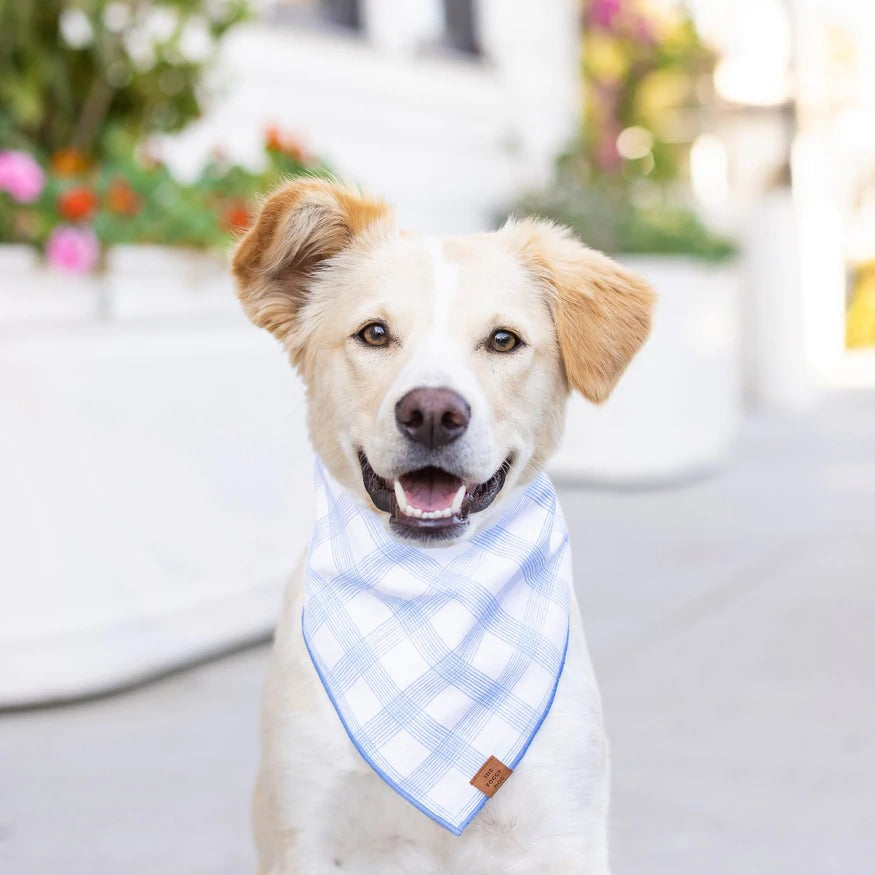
[
  {"left": 271, "top": 0, "right": 362, "bottom": 32},
  {"left": 442, "top": 0, "right": 479, "bottom": 56},
  {"left": 320, "top": 0, "right": 361, "bottom": 30}
]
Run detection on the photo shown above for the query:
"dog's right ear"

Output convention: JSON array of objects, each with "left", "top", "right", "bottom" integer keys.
[
  {"left": 502, "top": 218, "right": 655, "bottom": 404},
  {"left": 231, "top": 178, "right": 393, "bottom": 358}
]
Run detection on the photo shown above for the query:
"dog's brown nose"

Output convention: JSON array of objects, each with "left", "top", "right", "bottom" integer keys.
[{"left": 395, "top": 387, "right": 471, "bottom": 449}]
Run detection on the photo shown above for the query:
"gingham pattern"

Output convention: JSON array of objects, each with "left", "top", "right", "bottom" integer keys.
[{"left": 302, "top": 461, "right": 571, "bottom": 835}]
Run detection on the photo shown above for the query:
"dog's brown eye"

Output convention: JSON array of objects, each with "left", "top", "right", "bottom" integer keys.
[
  {"left": 489, "top": 329, "right": 520, "bottom": 353},
  {"left": 358, "top": 322, "right": 390, "bottom": 347}
]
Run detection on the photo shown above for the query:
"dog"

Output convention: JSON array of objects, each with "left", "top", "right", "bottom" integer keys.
[{"left": 232, "top": 178, "right": 654, "bottom": 874}]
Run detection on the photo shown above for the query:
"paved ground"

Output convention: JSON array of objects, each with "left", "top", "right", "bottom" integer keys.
[{"left": 2, "top": 391, "right": 874, "bottom": 874}]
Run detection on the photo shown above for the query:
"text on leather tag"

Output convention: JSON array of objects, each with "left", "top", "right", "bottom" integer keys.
[{"left": 470, "top": 755, "right": 513, "bottom": 798}]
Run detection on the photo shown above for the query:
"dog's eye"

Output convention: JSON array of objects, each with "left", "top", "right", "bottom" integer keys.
[
  {"left": 488, "top": 329, "right": 521, "bottom": 353},
  {"left": 358, "top": 322, "right": 390, "bottom": 347}
]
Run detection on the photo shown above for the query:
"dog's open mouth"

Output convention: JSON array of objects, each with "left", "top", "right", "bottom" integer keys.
[{"left": 359, "top": 453, "right": 510, "bottom": 540}]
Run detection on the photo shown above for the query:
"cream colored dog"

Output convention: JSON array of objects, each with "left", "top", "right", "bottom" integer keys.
[{"left": 232, "top": 179, "right": 653, "bottom": 874}]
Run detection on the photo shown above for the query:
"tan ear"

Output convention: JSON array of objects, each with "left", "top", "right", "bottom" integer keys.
[
  {"left": 231, "top": 177, "right": 393, "bottom": 354},
  {"left": 503, "top": 218, "right": 655, "bottom": 404}
]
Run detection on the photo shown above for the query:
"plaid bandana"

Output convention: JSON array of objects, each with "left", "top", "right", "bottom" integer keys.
[{"left": 302, "top": 460, "right": 571, "bottom": 835}]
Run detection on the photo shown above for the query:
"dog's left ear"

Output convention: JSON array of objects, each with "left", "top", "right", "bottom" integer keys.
[{"left": 503, "top": 218, "right": 655, "bottom": 404}]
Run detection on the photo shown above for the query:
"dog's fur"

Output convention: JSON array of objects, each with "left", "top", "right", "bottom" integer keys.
[{"left": 232, "top": 179, "right": 654, "bottom": 874}]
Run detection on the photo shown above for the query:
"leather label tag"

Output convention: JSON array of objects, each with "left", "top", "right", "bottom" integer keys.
[{"left": 470, "top": 755, "right": 513, "bottom": 798}]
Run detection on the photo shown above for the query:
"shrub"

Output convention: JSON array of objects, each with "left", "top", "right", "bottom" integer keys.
[
  {"left": 0, "top": 130, "right": 329, "bottom": 270},
  {"left": 0, "top": 1, "right": 249, "bottom": 158},
  {"left": 504, "top": 0, "right": 735, "bottom": 261}
]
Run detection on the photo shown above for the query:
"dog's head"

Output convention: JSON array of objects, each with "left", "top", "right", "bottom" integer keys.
[{"left": 232, "top": 179, "right": 654, "bottom": 545}]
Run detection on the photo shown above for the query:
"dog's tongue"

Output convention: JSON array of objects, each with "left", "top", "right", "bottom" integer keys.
[{"left": 399, "top": 468, "right": 463, "bottom": 512}]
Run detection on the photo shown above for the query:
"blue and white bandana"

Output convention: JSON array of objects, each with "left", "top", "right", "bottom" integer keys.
[{"left": 302, "top": 461, "right": 571, "bottom": 835}]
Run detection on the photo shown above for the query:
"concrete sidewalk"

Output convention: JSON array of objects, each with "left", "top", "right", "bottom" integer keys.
[{"left": 2, "top": 392, "right": 874, "bottom": 874}]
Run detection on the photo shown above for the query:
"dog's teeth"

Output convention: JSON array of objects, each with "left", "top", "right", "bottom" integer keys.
[
  {"left": 395, "top": 479, "right": 464, "bottom": 521},
  {"left": 394, "top": 480, "right": 409, "bottom": 513},
  {"left": 451, "top": 484, "right": 466, "bottom": 515},
  {"left": 394, "top": 481, "right": 424, "bottom": 518}
]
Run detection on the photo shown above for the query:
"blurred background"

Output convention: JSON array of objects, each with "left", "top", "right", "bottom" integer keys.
[{"left": 1, "top": 1, "right": 873, "bottom": 872}]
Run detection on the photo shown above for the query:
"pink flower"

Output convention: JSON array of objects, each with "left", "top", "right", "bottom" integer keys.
[
  {"left": 595, "top": 129, "right": 623, "bottom": 172},
  {"left": 45, "top": 225, "right": 100, "bottom": 273},
  {"left": 588, "top": 0, "right": 622, "bottom": 29},
  {"left": 0, "top": 150, "right": 46, "bottom": 203},
  {"left": 633, "top": 15, "right": 656, "bottom": 45}
]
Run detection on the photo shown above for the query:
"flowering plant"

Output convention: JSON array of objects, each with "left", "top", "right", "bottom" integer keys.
[
  {"left": 0, "top": 129, "right": 328, "bottom": 273},
  {"left": 0, "top": 1, "right": 249, "bottom": 159},
  {"left": 505, "top": 0, "right": 734, "bottom": 260},
  {"left": 0, "top": 2, "right": 331, "bottom": 273}
]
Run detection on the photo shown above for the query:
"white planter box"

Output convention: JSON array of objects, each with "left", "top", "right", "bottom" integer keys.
[
  {"left": 741, "top": 191, "right": 814, "bottom": 411},
  {"left": 548, "top": 256, "right": 741, "bottom": 485},
  {"left": 0, "top": 244, "right": 102, "bottom": 323},
  {"left": 106, "top": 245, "right": 241, "bottom": 319},
  {"left": 0, "top": 245, "right": 312, "bottom": 707},
  {"left": 0, "top": 245, "right": 238, "bottom": 325}
]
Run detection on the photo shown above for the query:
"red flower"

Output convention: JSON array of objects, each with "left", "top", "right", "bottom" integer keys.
[
  {"left": 264, "top": 125, "right": 311, "bottom": 162},
  {"left": 106, "top": 180, "right": 141, "bottom": 216},
  {"left": 265, "top": 126, "right": 284, "bottom": 151},
  {"left": 58, "top": 186, "right": 99, "bottom": 221},
  {"left": 222, "top": 200, "right": 251, "bottom": 234}
]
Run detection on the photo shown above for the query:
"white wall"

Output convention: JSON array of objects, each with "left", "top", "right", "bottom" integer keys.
[{"left": 162, "top": 0, "right": 580, "bottom": 232}]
